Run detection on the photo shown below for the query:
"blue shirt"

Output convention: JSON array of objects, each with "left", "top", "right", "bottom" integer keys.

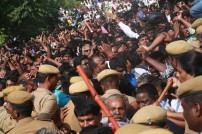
[
  {"left": 126, "top": 73, "right": 137, "bottom": 87},
  {"left": 53, "top": 85, "right": 70, "bottom": 108}
]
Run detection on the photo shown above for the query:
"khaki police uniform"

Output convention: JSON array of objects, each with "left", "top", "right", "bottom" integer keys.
[
  {"left": 6, "top": 91, "right": 58, "bottom": 134},
  {"left": 139, "top": 128, "right": 173, "bottom": 134},
  {"left": 0, "top": 107, "right": 16, "bottom": 133},
  {"left": 130, "top": 105, "right": 167, "bottom": 127},
  {"left": 32, "top": 88, "right": 58, "bottom": 119},
  {"left": 97, "top": 69, "right": 136, "bottom": 104},
  {"left": 177, "top": 76, "right": 202, "bottom": 134},
  {"left": 63, "top": 100, "right": 81, "bottom": 132},
  {"left": 7, "top": 117, "right": 57, "bottom": 134},
  {"left": 63, "top": 80, "right": 92, "bottom": 132},
  {"left": 166, "top": 40, "right": 193, "bottom": 55},
  {"left": 115, "top": 124, "right": 152, "bottom": 134},
  {"left": 70, "top": 76, "right": 83, "bottom": 84},
  {"left": 0, "top": 86, "right": 26, "bottom": 133},
  {"left": 97, "top": 69, "right": 138, "bottom": 118},
  {"left": 102, "top": 89, "right": 136, "bottom": 104},
  {"left": 32, "top": 64, "right": 59, "bottom": 120}
]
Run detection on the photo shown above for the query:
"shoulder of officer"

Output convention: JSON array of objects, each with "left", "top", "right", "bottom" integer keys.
[
  {"left": 139, "top": 128, "right": 173, "bottom": 134},
  {"left": 115, "top": 124, "right": 152, "bottom": 134}
]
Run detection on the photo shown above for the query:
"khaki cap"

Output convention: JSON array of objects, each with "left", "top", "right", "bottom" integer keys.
[
  {"left": 7, "top": 91, "right": 33, "bottom": 104},
  {"left": 70, "top": 76, "right": 83, "bottom": 84},
  {"left": 191, "top": 18, "right": 202, "bottom": 29},
  {"left": 97, "top": 69, "right": 120, "bottom": 82},
  {"left": 115, "top": 124, "right": 152, "bottom": 134},
  {"left": 196, "top": 25, "right": 202, "bottom": 34},
  {"left": 69, "top": 80, "right": 92, "bottom": 94},
  {"left": 139, "top": 128, "right": 173, "bottom": 134},
  {"left": 177, "top": 76, "right": 202, "bottom": 98},
  {"left": 38, "top": 64, "right": 59, "bottom": 74},
  {"left": 166, "top": 40, "right": 193, "bottom": 55},
  {"left": 0, "top": 86, "right": 26, "bottom": 98},
  {"left": 130, "top": 105, "right": 167, "bottom": 125}
]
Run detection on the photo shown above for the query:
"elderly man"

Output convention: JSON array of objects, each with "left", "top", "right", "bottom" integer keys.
[
  {"left": 105, "top": 94, "right": 129, "bottom": 124},
  {"left": 97, "top": 69, "right": 138, "bottom": 119}
]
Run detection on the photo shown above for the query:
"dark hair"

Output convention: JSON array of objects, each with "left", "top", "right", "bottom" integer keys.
[
  {"left": 184, "top": 93, "right": 202, "bottom": 106},
  {"left": 71, "top": 92, "right": 91, "bottom": 106},
  {"left": 93, "top": 127, "right": 113, "bottom": 134},
  {"left": 109, "top": 56, "right": 126, "bottom": 71},
  {"left": 35, "top": 128, "right": 57, "bottom": 134},
  {"left": 79, "top": 40, "right": 92, "bottom": 50},
  {"left": 80, "top": 125, "right": 99, "bottom": 134},
  {"left": 136, "top": 83, "right": 158, "bottom": 100},
  {"left": 127, "top": 46, "right": 142, "bottom": 67},
  {"left": 73, "top": 55, "right": 88, "bottom": 69},
  {"left": 170, "top": 12, "right": 178, "bottom": 20},
  {"left": 178, "top": 51, "right": 202, "bottom": 77},
  {"left": 60, "top": 123, "right": 76, "bottom": 134},
  {"left": 6, "top": 69, "right": 20, "bottom": 83},
  {"left": 100, "top": 74, "right": 119, "bottom": 85},
  {"left": 35, "top": 73, "right": 48, "bottom": 83},
  {"left": 88, "top": 60, "right": 97, "bottom": 73},
  {"left": 11, "top": 100, "right": 33, "bottom": 117},
  {"left": 182, "top": 11, "right": 191, "bottom": 18},
  {"left": 138, "top": 34, "right": 148, "bottom": 41},
  {"left": 61, "top": 49, "right": 75, "bottom": 58},
  {"left": 149, "top": 51, "right": 165, "bottom": 63},
  {"left": 74, "top": 100, "right": 100, "bottom": 117},
  {"left": 36, "top": 73, "right": 57, "bottom": 84}
]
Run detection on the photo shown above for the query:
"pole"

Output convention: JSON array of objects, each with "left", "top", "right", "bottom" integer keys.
[
  {"left": 77, "top": 65, "right": 120, "bottom": 130},
  {"left": 157, "top": 79, "right": 173, "bottom": 103}
]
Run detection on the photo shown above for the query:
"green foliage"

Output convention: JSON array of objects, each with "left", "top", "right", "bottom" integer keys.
[
  {"left": 60, "top": 0, "right": 82, "bottom": 9},
  {"left": 0, "top": 0, "right": 62, "bottom": 43}
]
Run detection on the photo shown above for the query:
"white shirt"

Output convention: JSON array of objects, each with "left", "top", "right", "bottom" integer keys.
[{"left": 118, "top": 22, "right": 139, "bottom": 39}]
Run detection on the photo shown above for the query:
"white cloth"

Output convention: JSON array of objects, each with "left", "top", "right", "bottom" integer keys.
[
  {"left": 171, "top": 99, "right": 183, "bottom": 112},
  {"left": 118, "top": 22, "right": 139, "bottom": 39},
  {"left": 141, "top": 0, "right": 156, "bottom": 6}
]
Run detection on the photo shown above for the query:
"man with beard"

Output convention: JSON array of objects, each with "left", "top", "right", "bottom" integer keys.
[{"left": 105, "top": 94, "right": 129, "bottom": 123}]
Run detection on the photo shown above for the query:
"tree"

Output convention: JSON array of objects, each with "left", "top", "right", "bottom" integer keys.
[
  {"left": 60, "top": 0, "right": 82, "bottom": 9},
  {"left": 0, "top": 0, "right": 62, "bottom": 43}
]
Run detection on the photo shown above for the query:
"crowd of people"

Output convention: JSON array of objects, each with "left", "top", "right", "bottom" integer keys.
[{"left": 0, "top": 0, "right": 202, "bottom": 133}]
